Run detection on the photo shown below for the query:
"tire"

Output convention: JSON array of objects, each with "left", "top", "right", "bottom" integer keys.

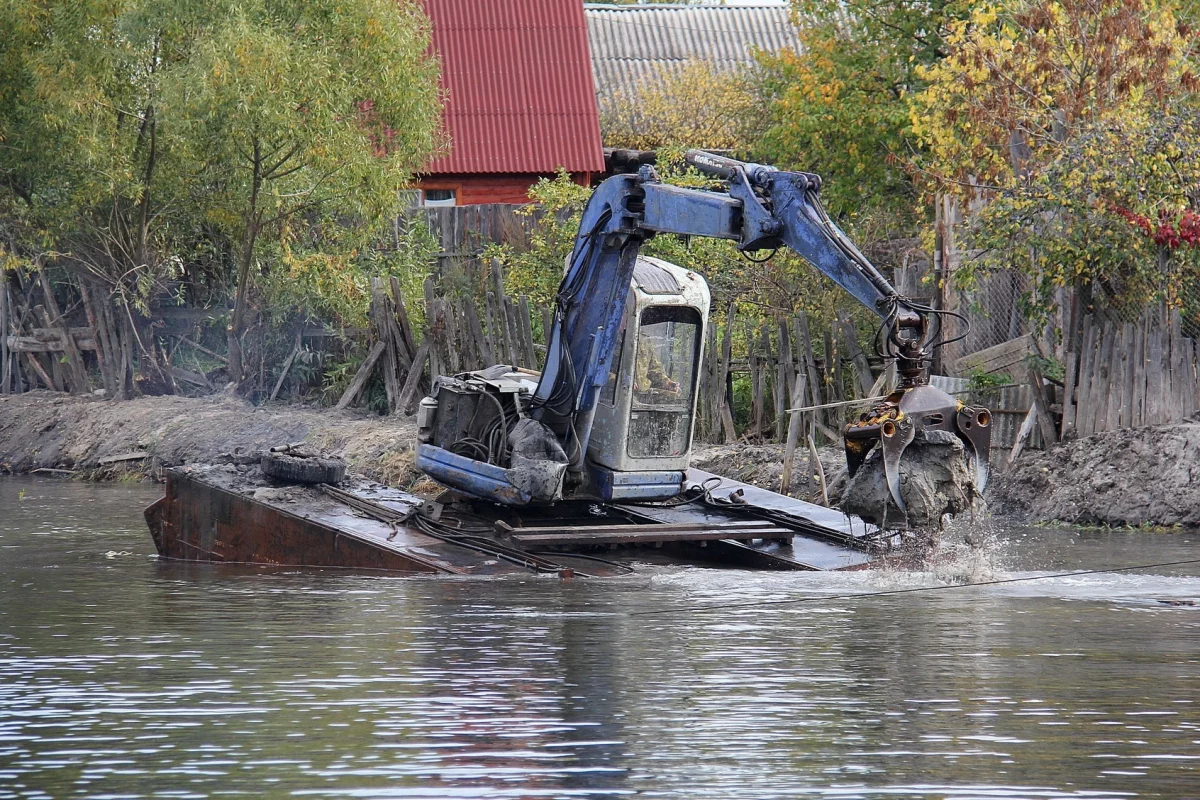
[{"left": 260, "top": 452, "right": 346, "bottom": 485}]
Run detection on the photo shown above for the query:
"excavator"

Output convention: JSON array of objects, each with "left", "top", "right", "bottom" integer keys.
[
  {"left": 145, "top": 151, "right": 994, "bottom": 575},
  {"left": 414, "top": 151, "right": 992, "bottom": 543}
]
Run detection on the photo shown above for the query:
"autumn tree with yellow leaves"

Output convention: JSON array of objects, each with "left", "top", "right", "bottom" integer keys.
[
  {"left": 909, "top": 0, "right": 1200, "bottom": 328},
  {"left": 599, "top": 59, "right": 765, "bottom": 152},
  {"left": 758, "top": 2, "right": 970, "bottom": 220}
]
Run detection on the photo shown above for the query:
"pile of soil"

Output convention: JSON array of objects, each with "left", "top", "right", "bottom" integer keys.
[
  {"left": 990, "top": 420, "right": 1200, "bottom": 527},
  {"left": 0, "top": 392, "right": 422, "bottom": 487}
]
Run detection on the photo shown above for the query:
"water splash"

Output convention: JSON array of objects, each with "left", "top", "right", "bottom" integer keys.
[
  {"left": 869, "top": 504, "right": 1008, "bottom": 586},
  {"left": 928, "top": 512, "right": 1008, "bottom": 584}
]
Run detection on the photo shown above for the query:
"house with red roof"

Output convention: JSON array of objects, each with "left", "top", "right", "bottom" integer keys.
[{"left": 416, "top": 0, "right": 605, "bottom": 206}]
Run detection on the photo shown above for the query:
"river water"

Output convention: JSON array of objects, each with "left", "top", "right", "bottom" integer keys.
[{"left": 1, "top": 476, "right": 1198, "bottom": 799}]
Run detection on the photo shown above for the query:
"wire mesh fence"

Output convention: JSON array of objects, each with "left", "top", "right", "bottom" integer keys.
[{"left": 951, "top": 268, "right": 1031, "bottom": 356}]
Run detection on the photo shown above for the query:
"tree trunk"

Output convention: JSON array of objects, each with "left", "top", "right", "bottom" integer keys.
[{"left": 227, "top": 140, "right": 263, "bottom": 385}]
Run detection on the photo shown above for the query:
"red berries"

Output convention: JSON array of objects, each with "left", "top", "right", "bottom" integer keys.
[{"left": 1111, "top": 204, "right": 1200, "bottom": 249}]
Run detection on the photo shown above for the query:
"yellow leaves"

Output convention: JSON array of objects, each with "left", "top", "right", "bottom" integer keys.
[
  {"left": 598, "top": 58, "right": 761, "bottom": 151},
  {"left": 911, "top": 0, "right": 1195, "bottom": 201}
]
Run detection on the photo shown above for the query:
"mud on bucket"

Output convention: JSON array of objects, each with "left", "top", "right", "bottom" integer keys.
[
  {"left": 505, "top": 418, "right": 569, "bottom": 502},
  {"left": 840, "top": 429, "right": 983, "bottom": 529}
]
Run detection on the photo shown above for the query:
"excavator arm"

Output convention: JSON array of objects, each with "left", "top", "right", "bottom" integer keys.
[{"left": 416, "top": 152, "right": 990, "bottom": 515}]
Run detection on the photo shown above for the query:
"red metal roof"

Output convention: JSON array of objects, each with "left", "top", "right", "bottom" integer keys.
[{"left": 421, "top": 0, "right": 605, "bottom": 175}]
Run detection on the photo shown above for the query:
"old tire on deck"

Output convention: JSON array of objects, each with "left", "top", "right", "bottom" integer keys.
[{"left": 260, "top": 452, "right": 346, "bottom": 485}]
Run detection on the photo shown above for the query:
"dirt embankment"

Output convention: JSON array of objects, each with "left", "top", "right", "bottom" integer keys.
[
  {"left": 689, "top": 442, "right": 846, "bottom": 498},
  {"left": 988, "top": 421, "right": 1200, "bottom": 527},
  {"left": 0, "top": 392, "right": 421, "bottom": 486}
]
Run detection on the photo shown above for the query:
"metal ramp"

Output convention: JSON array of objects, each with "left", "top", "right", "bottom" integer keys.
[
  {"left": 499, "top": 519, "right": 792, "bottom": 547},
  {"left": 609, "top": 468, "right": 881, "bottom": 571}
]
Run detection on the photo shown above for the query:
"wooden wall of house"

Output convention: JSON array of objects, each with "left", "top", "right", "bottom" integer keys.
[{"left": 417, "top": 172, "right": 593, "bottom": 206}]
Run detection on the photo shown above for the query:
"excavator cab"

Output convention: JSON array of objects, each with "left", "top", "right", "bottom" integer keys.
[
  {"left": 415, "top": 256, "right": 710, "bottom": 507},
  {"left": 586, "top": 256, "right": 710, "bottom": 501}
]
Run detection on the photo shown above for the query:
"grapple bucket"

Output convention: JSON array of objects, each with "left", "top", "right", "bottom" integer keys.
[{"left": 844, "top": 383, "right": 992, "bottom": 513}]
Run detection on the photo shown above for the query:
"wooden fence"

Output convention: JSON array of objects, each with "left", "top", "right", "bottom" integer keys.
[
  {"left": 415, "top": 204, "right": 537, "bottom": 278},
  {"left": 2, "top": 256, "right": 1057, "bottom": 459},
  {"left": 1062, "top": 312, "right": 1200, "bottom": 438},
  {"left": 326, "top": 261, "right": 560, "bottom": 415},
  {"left": 1, "top": 269, "right": 147, "bottom": 398}
]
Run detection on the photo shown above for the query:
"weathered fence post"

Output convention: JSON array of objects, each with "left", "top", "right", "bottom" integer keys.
[
  {"left": 795, "top": 312, "right": 824, "bottom": 442},
  {"left": 717, "top": 303, "right": 736, "bottom": 443},
  {"left": 397, "top": 340, "right": 431, "bottom": 415},
  {"left": 703, "top": 321, "right": 717, "bottom": 439},
  {"left": 423, "top": 277, "right": 444, "bottom": 380},
  {"left": 0, "top": 279, "right": 9, "bottom": 395},
  {"left": 776, "top": 318, "right": 795, "bottom": 441},
  {"left": 779, "top": 374, "right": 807, "bottom": 495},
  {"left": 1025, "top": 365, "right": 1059, "bottom": 447},
  {"left": 369, "top": 278, "right": 399, "bottom": 410}
]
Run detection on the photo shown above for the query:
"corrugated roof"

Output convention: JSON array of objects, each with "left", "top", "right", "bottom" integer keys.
[
  {"left": 583, "top": 3, "right": 800, "bottom": 99},
  {"left": 421, "top": 0, "right": 604, "bottom": 175}
]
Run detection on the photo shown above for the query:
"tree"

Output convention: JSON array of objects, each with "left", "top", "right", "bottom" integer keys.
[
  {"left": 494, "top": 163, "right": 856, "bottom": 331},
  {"left": 911, "top": 0, "right": 1196, "bottom": 196},
  {"left": 962, "top": 110, "right": 1200, "bottom": 327},
  {"left": 909, "top": 0, "right": 1200, "bottom": 327},
  {"left": 161, "top": 0, "right": 441, "bottom": 382},
  {"left": 599, "top": 59, "right": 764, "bottom": 152},
  {"left": 757, "top": 1, "right": 970, "bottom": 220},
  {"left": 0, "top": 0, "right": 215, "bottom": 390},
  {"left": 0, "top": 0, "right": 442, "bottom": 389}
]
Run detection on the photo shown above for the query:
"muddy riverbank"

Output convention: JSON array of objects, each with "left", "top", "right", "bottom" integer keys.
[
  {"left": 2, "top": 392, "right": 1197, "bottom": 527},
  {"left": 989, "top": 419, "right": 1200, "bottom": 527},
  {"left": 0, "top": 391, "right": 425, "bottom": 486}
]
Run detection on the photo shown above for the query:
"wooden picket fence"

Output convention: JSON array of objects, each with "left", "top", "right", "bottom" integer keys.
[
  {"left": 4, "top": 257, "right": 1072, "bottom": 459},
  {"left": 1062, "top": 311, "right": 1200, "bottom": 437},
  {"left": 1, "top": 269, "right": 150, "bottom": 398},
  {"left": 326, "top": 260, "right": 560, "bottom": 415}
]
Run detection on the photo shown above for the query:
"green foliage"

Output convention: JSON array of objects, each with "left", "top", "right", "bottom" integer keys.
[
  {"left": 757, "top": 1, "right": 970, "bottom": 221},
  {"left": 599, "top": 59, "right": 765, "bottom": 151},
  {"left": 966, "top": 368, "right": 1011, "bottom": 391},
  {"left": 909, "top": 0, "right": 1200, "bottom": 329},
  {"left": 162, "top": 0, "right": 441, "bottom": 239},
  {"left": 260, "top": 216, "right": 438, "bottom": 329},
  {"left": 320, "top": 354, "right": 361, "bottom": 406},
  {"left": 911, "top": 0, "right": 1195, "bottom": 199},
  {"left": 962, "top": 110, "right": 1200, "bottom": 328},
  {"left": 492, "top": 160, "right": 862, "bottom": 335},
  {"left": 0, "top": 0, "right": 443, "bottom": 385},
  {"left": 1025, "top": 353, "right": 1065, "bottom": 383},
  {"left": 489, "top": 169, "right": 592, "bottom": 306}
]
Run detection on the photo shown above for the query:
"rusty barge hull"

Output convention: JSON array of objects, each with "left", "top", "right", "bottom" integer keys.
[
  {"left": 145, "top": 464, "right": 881, "bottom": 576},
  {"left": 146, "top": 467, "right": 542, "bottom": 576}
]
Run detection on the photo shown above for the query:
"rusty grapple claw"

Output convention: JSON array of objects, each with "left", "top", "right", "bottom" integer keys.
[{"left": 844, "top": 383, "right": 992, "bottom": 512}]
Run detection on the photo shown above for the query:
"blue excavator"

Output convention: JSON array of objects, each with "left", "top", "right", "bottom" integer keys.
[{"left": 414, "top": 152, "right": 991, "bottom": 557}]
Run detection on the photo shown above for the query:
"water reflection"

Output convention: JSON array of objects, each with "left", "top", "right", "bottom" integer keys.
[{"left": 1, "top": 476, "right": 1198, "bottom": 799}]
